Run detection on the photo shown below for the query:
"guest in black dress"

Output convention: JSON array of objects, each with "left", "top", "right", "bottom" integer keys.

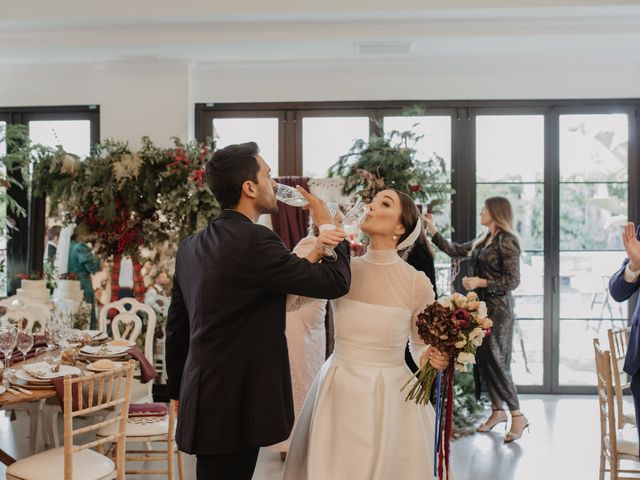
[{"left": 427, "top": 196, "right": 529, "bottom": 443}]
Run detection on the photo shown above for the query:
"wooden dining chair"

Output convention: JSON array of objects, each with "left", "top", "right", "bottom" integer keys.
[
  {"left": 607, "top": 327, "right": 635, "bottom": 428},
  {"left": 96, "top": 401, "right": 184, "bottom": 480},
  {"left": 594, "top": 338, "right": 640, "bottom": 480},
  {"left": 7, "top": 361, "right": 135, "bottom": 480}
]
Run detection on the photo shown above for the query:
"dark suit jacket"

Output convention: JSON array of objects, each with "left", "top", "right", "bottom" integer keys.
[
  {"left": 166, "top": 210, "right": 351, "bottom": 455},
  {"left": 609, "top": 225, "right": 640, "bottom": 377}
]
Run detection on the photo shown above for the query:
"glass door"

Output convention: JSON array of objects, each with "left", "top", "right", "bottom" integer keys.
[
  {"left": 475, "top": 114, "right": 546, "bottom": 388},
  {"left": 557, "top": 113, "right": 629, "bottom": 388}
]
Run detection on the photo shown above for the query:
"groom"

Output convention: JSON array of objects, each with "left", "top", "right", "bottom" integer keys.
[{"left": 166, "top": 142, "right": 351, "bottom": 480}]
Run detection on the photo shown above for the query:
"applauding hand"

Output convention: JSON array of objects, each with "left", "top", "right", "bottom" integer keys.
[{"left": 623, "top": 222, "right": 640, "bottom": 271}]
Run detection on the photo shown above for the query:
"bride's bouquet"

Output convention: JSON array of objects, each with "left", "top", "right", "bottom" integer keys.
[{"left": 402, "top": 291, "right": 493, "bottom": 405}]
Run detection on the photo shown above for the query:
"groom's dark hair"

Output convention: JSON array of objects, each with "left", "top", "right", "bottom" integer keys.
[{"left": 206, "top": 142, "right": 261, "bottom": 209}]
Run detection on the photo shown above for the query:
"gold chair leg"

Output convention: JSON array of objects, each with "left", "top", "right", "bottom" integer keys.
[{"left": 177, "top": 449, "right": 185, "bottom": 480}]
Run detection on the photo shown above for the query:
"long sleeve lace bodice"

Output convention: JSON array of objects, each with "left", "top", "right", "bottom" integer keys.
[{"left": 344, "top": 249, "right": 435, "bottom": 365}]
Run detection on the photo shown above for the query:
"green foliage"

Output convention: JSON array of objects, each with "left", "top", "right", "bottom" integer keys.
[
  {"left": 31, "top": 135, "right": 220, "bottom": 261},
  {"left": 0, "top": 125, "right": 57, "bottom": 236},
  {"left": 452, "top": 370, "right": 489, "bottom": 436},
  {"left": 328, "top": 119, "right": 454, "bottom": 210}
]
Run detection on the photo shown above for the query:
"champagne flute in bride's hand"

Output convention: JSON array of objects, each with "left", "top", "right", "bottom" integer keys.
[{"left": 342, "top": 201, "right": 369, "bottom": 237}]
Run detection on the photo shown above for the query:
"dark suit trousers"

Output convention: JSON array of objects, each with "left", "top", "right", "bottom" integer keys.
[
  {"left": 196, "top": 447, "right": 260, "bottom": 480},
  {"left": 631, "top": 374, "right": 640, "bottom": 452}
]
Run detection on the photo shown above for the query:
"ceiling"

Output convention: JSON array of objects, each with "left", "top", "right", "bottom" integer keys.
[{"left": 1, "top": 1, "right": 639, "bottom": 67}]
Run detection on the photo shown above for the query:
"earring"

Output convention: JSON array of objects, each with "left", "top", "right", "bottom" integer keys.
[{"left": 392, "top": 234, "right": 398, "bottom": 241}]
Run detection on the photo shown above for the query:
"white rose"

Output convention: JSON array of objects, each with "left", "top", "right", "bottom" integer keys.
[
  {"left": 477, "top": 317, "right": 493, "bottom": 329},
  {"left": 451, "top": 292, "right": 467, "bottom": 308},
  {"left": 469, "top": 327, "right": 486, "bottom": 347},
  {"left": 455, "top": 362, "right": 468, "bottom": 373},
  {"left": 454, "top": 334, "right": 466, "bottom": 349},
  {"left": 437, "top": 297, "right": 453, "bottom": 309},
  {"left": 457, "top": 352, "right": 476, "bottom": 365},
  {"left": 466, "top": 300, "right": 480, "bottom": 311},
  {"left": 478, "top": 302, "right": 488, "bottom": 319},
  {"left": 466, "top": 291, "right": 479, "bottom": 302}
]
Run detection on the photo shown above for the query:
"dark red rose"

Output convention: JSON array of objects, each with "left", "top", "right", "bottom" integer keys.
[
  {"left": 452, "top": 308, "right": 470, "bottom": 328},
  {"left": 485, "top": 328, "right": 491, "bottom": 336},
  {"left": 409, "top": 184, "right": 422, "bottom": 193}
]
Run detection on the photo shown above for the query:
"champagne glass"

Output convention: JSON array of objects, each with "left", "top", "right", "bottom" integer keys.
[
  {"left": 342, "top": 201, "right": 370, "bottom": 237},
  {"left": 274, "top": 183, "right": 308, "bottom": 207},
  {"left": 319, "top": 203, "right": 342, "bottom": 261},
  {"left": 16, "top": 329, "right": 34, "bottom": 366},
  {"left": 0, "top": 326, "right": 18, "bottom": 375}
]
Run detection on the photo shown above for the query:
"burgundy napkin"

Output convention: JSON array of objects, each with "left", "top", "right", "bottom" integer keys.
[
  {"left": 129, "top": 402, "right": 167, "bottom": 418},
  {"left": 0, "top": 336, "right": 47, "bottom": 363},
  {"left": 126, "top": 347, "right": 157, "bottom": 384},
  {"left": 52, "top": 374, "right": 81, "bottom": 411}
]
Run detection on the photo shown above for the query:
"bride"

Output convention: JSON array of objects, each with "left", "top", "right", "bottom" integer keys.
[{"left": 283, "top": 189, "right": 450, "bottom": 480}]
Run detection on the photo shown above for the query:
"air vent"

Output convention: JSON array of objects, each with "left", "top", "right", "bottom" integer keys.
[{"left": 355, "top": 41, "right": 412, "bottom": 55}]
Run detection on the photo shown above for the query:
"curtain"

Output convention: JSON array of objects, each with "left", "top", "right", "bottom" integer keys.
[{"left": 270, "top": 176, "right": 310, "bottom": 251}]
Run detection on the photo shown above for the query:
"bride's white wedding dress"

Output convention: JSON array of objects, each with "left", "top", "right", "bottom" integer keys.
[{"left": 283, "top": 249, "right": 440, "bottom": 480}]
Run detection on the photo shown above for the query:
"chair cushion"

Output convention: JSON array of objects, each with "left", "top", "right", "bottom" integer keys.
[
  {"left": 606, "top": 424, "right": 640, "bottom": 457},
  {"left": 97, "top": 413, "right": 170, "bottom": 437},
  {"left": 6, "top": 447, "right": 115, "bottom": 480}
]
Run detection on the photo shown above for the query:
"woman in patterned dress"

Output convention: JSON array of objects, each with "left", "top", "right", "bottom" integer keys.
[{"left": 426, "top": 196, "right": 529, "bottom": 443}]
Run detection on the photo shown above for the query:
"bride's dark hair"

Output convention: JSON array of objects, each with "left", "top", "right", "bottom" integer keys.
[{"left": 388, "top": 188, "right": 420, "bottom": 253}]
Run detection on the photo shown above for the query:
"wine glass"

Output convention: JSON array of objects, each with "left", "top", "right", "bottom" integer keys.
[
  {"left": 0, "top": 326, "right": 18, "bottom": 375},
  {"left": 16, "top": 329, "right": 34, "bottom": 366},
  {"left": 274, "top": 183, "right": 309, "bottom": 207}
]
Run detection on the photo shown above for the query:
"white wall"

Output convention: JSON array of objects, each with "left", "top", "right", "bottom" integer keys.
[
  {"left": 0, "top": 62, "right": 191, "bottom": 149},
  {"left": 1, "top": 58, "right": 638, "bottom": 146}
]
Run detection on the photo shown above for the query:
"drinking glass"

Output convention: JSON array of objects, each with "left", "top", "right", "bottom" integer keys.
[
  {"left": 0, "top": 326, "right": 18, "bottom": 374},
  {"left": 16, "top": 329, "right": 34, "bottom": 366},
  {"left": 274, "top": 183, "right": 308, "bottom": 207}
]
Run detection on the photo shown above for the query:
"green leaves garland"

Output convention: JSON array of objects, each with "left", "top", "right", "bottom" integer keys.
[{"left": 328, "top": 120, "right": 454, "bottom": 209}]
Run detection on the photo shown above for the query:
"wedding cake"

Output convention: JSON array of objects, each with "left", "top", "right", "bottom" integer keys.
[
  {"left": 53, "top": 280, "right": 84, "bottom": 313},
  {"left": 17, "top": 279, "right": 50, "bottom": 304}
]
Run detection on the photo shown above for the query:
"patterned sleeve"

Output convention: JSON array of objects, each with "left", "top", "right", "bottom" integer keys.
[
  {"left": 408, "top": 271, "right": 435, "bottom": 367},
  {"left": 431, "top": 232, "right": 476, "bottom": 259},
  {"left": 486, "top": 234, "right": 521, "bottom": 293}
]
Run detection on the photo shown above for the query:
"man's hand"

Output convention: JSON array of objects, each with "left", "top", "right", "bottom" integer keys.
[
  {"left": 296, "top": 186, "right": 333, "bottom": 226},
  {"left": 623, "top": 222, "right": 640, "bottom": 271}
]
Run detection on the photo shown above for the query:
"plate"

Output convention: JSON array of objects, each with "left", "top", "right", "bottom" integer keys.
[
  {"left": 9, "top": 377, "right": 55, "bottom": 390},
  {"left": 80, "top": 345, "right": 129, "bottom": 357},
  {"left": 22, "top": 363, "right": 81, "bottom": 380},
  {"left": 15, "top": 368, "right": 53, "bottom": 384},
  {"left": 86, "top": 361, "right": 125, "bottom": 372},
  {"left": 108, "top": 339, "right": 135, "bottom": 348}
]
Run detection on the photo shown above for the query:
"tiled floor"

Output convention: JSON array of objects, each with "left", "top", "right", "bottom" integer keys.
[{"left": 0, "top": 394, "right": 634, "bottom": 479}]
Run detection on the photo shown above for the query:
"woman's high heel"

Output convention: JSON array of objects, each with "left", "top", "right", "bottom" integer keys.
[
  {"left": 504, "top": 413, "right": 530, "bottom": 443},
  {"left": 476, "top": 409, "right": 507, "bottom": 433}
]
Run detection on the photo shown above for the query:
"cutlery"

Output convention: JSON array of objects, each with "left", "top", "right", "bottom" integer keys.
[{"left": 11, "top": 385, "right": 32, "bottom": 395}]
